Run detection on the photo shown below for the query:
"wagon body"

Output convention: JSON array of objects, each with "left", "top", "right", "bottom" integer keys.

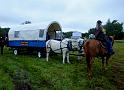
[{"left": 8, "top": 21, "right": 62, "bottom": 57}]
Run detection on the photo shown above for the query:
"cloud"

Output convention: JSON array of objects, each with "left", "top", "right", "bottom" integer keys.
[{"left": 0, "top": 0, "right": 123, "bottom": 32}]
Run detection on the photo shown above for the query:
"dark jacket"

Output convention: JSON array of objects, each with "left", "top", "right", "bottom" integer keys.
[{"left": 94, "top": 27, "right": 106, "bottom": 41}]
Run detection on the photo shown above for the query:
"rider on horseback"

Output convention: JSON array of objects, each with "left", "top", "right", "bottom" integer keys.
[{"left": 94, "top": 20, "right": 114, "bottom": 55}]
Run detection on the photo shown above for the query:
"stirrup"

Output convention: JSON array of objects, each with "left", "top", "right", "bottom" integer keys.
[
  {"left": 108, "top": 51, "right": 115, "bottom": 55},
  {"left": 111, "top": 51, "right": 115, "bottom": 55}
]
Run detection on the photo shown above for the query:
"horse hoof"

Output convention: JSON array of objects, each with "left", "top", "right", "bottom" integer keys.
[
  {"left": 102, "top": 67, "right": 108, "bottom": 71},
  {"left": 88, "top": 74, "right": 92, "bottom": 80},
  {"left": 102, "top": 67, "right": 105, "bottom": 70},
  {"left": 88, "top": 76, "right": 92, "bottom": 80},
  {"left": 105, "top": 67, "right": 108, "bottom": 70},
  {"left": 46, "top": 60, "right": 48, "bottom": 62}
]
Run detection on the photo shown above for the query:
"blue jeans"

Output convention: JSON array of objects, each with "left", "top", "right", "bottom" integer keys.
[{"left": 105, "top": 39, "right": 112, "bottom": 54}]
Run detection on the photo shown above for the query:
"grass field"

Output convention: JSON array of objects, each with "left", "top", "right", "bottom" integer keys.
[{"left": 0, "top": 40, "right": 124, "bottom": 90}]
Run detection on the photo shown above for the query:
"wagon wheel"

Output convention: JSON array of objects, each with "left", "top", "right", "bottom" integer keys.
[
  {"left": 13, "top": 49, "right": 18, "bottom": 55},
  {"left": 37, "top": 51, "right": 41, "bottom": 58}
]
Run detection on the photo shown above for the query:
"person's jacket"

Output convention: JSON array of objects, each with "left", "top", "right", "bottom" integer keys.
[{"left": 94, "top": 26, "right": 106, "bottom": 41}]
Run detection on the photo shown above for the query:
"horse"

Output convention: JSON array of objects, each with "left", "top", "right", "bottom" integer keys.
[
  {"left": 46, "top": 38, "right": 78, "bottom": 64},
  {"left": 89, "top": 34, "right": 96, "bottom": 39},
  {"left": 77, "top": 38, "right": 85, "bottom": 60},
  {"left": 83, "top": 36, "right": 114, "bottom": 79},
  {"left": 0, "top": 36, "right": 7, "bottom": 55}
]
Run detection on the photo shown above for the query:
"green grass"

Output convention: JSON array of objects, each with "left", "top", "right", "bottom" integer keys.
[{"left": 0, "top": 40, "right": 124, "bottom": 90}]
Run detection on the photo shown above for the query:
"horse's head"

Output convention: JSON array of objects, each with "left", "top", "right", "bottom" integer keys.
[
  {"left": 62, "top": 38, "right": 78, "bottom": 51},
  {"left": 71, "top": 39, "right": 79, "bottom": 50},
  {"left": 78, "top": 38, "right": 84, "bottom": 47},
  {"left": 62, "top": 38, "right": 84, "bottom": 51},
  {"left": 68, "top": 38, "right": 84, "bottom": 51}
]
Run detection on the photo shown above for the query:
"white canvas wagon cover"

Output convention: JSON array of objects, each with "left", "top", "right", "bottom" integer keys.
[{"left": 8, "top": 21, "right": 62, "bottom": 41}]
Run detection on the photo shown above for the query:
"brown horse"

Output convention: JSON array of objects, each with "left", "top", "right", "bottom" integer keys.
[{"left": 84, "top": 36, "right": 114, "bottom": 79}]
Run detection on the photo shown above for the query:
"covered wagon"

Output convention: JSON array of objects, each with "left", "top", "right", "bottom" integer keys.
[{"left": 8, "top": 21, "right": 62, "bottom": 57}]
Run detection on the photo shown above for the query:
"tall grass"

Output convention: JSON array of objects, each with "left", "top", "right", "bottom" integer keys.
[{"left": 0, "top": 40, "right": 124, "bottom": 90}]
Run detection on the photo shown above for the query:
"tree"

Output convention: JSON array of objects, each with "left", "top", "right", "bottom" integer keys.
[
  {"left": 88, "top": 28, "right": 96, "bottom": 34},
  {"left": 88, "top": 19, "right": 124, "bottom": 40},
  {"left": 0, "top": 27, "right": 10, "bottom": 37},
  {"left": 104, "top": 19, "right": 124, "bottom": 40},
  {"left": 63, "top": 31, "right": 73, "bottom": 38},
  {"left": 83, "top": 32, "right": 89, "bottom": 38}
]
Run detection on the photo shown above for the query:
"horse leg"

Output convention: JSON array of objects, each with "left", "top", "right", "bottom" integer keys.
[
  {"left": 67, "top": 52, "right": 70, "bottom": 64},
  {"left": 102, "top": 57, "right": 105, "bottom": 70},
  {"left": 105, "top": 55, "right": 110, "bottom": 69},
  {"left": 63, "top": 51, "right": 66, "bottom": 64},
  {"left": 46, "top": 48, "right": 50, "bottom": 62},
  {"left": 46, "top": 52, "right": 49, "bottom": 62},
  {"left": 1, "top": 46, "right": 3, "bottom": 55},
  {"left": 77, "top": 51, "right": 81, "bottom": 60},
  {"left": 86, "top": 56, "right": 94, "bottom": 79},
  {"left": 90, "top": 57, "right": 94, "bottom": 79}
]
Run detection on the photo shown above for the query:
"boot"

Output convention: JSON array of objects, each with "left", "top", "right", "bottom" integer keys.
[
  {"left": 111, "top": 51, "right": 115, "bottom": 55},
  {"left": 109, "top": 50, "right": 115, "bottom": 55}
]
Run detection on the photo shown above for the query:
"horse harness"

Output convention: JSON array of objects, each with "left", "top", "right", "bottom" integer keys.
[
  {"left": 47, "top": 40, "right": 74, "bottom": 54},
  {"left": 78, "top": 40, "right": 84, "bottom": 53}
]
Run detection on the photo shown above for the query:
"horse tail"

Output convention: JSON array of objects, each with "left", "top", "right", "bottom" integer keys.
[{"left": 84, "top": 41, "right": 91, "bottom": 62}]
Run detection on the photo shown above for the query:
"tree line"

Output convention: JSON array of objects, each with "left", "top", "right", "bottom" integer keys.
[
  {"left": 0, "top": 19, "right": 123, "bottom": 40},
  {"left": 64, "top": 19, "right": 124, "bottom": 40},
  {"left": 88, "top": 19, "right": 124, "bottom": 40},
  {"left": 0, "top": 27, "right": 9, "bottom": 37}
]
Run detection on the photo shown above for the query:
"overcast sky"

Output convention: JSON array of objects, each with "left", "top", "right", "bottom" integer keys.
[{"left": 0, "top": 0, "right": 123, "bottom": 32}]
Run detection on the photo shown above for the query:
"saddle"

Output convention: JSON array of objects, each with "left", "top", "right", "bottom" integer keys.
[
  {"left": 97, "top": 40, "right": 107, "bottom": 50},
  {"left": 95, "top": 35, "right": 107, "bottom": 49},
  {"left": 101, "top": 41, "right": 107, "bottom": 48}
]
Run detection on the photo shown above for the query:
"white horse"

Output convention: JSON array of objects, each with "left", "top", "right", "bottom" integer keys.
[
  {"left": 89, "top": 34, "right": 95, "bottom": 39},
  {"left": 76, "top": 38, "right": 84, "bottom": 60},
  {"left": 46, "top": 38, "right": 78, "bottom": 64}
]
